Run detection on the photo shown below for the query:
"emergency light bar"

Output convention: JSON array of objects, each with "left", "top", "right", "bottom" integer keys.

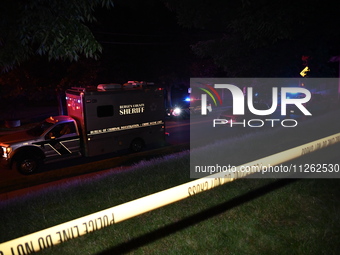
[{"left": 97, "top": 83, "right": 122, "bottom": 91}]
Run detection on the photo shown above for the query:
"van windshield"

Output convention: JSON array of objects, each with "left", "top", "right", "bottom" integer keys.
[{"left": 27, "top": 121, "right": 54, "bottom": 137}]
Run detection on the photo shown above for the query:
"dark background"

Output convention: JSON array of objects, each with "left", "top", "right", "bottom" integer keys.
[{"left": 0, "top": 0, "right": 339, "bottom": 112}]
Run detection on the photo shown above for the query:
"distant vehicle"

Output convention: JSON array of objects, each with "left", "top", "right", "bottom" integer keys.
[
  {"left": 166, "top": 99, "right": 212, "bottom": 119},
  {"left": 166, "top": 102, "right": 190, "bottom": 119},
  {"left": 0, "top": 82, "right": 165, "bottom": 174}
]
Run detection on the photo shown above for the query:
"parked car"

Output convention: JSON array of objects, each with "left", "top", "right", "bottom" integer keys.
[
  {"left": 166, "top": 104, "right": 190, "bottom": 119},
  {"left": 166, "top": 99, "right": 212, "bottom": 119}
]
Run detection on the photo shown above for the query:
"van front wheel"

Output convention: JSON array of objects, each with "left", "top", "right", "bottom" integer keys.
[{"left": 15, "top": 156, "right": 40, "bottom": 175}]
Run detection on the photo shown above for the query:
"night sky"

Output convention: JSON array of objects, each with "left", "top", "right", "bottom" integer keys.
[
  {"left": 0, "top": 0, "right": 339, "bottom": 107},
  {"left": 89, "top": 0, "right": 339, "bottom": 82}
]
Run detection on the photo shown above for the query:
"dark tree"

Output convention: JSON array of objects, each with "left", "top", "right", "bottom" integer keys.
[
  {"left": 0, "top": 0, "right": 113, "bottom": 72},
  {"left": 163, "top": 0, "right": 340, "bottom": 77}
]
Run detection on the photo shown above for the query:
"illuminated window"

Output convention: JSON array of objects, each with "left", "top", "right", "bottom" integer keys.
[{"left": 97, "top": 105, "right": 114, "bottom": 117}]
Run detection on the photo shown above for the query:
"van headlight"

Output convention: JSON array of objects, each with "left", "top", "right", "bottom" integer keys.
[
  {"left": 2, "top": 146, "right": 12, "bottom": 158},
  {"left": 172, "top": 107, "right": 182, "bottom": 116}
]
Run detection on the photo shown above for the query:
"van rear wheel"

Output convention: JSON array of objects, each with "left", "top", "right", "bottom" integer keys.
[
  {"left": 130, "top": 138, "right": 144, "bottom": 153},
  {"left": 15, "top": 156, "right": 40, "bottom": 175}
]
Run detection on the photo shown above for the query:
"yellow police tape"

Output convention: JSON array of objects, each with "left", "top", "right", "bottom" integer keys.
[{"left": 1, "top": 132, "right": 340, "bottom": 255}]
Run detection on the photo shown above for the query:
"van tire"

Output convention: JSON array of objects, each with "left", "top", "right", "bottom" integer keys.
[
  {"left": 15, "top": 155, "right": 41, "bottom": 175},
  {"left": 130, "top": 138, "right": 144, "bottom": 153}
]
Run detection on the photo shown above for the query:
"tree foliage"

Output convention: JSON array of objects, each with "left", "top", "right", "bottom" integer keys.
[
  {"left": 0, "top": 0, "right": 113, "bottom": 72},
  {"left": 163, "top": 0, "right": 340, "bottom": 77}
]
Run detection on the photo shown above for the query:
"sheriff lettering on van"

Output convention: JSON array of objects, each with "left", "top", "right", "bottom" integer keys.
[{"left": 119, "top": 104, "right": 145, "bottom": 115}]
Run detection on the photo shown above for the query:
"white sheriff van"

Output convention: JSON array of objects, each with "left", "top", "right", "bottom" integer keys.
[{"left": 0, "top": 82, "right": 165, "bottom": 174}]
